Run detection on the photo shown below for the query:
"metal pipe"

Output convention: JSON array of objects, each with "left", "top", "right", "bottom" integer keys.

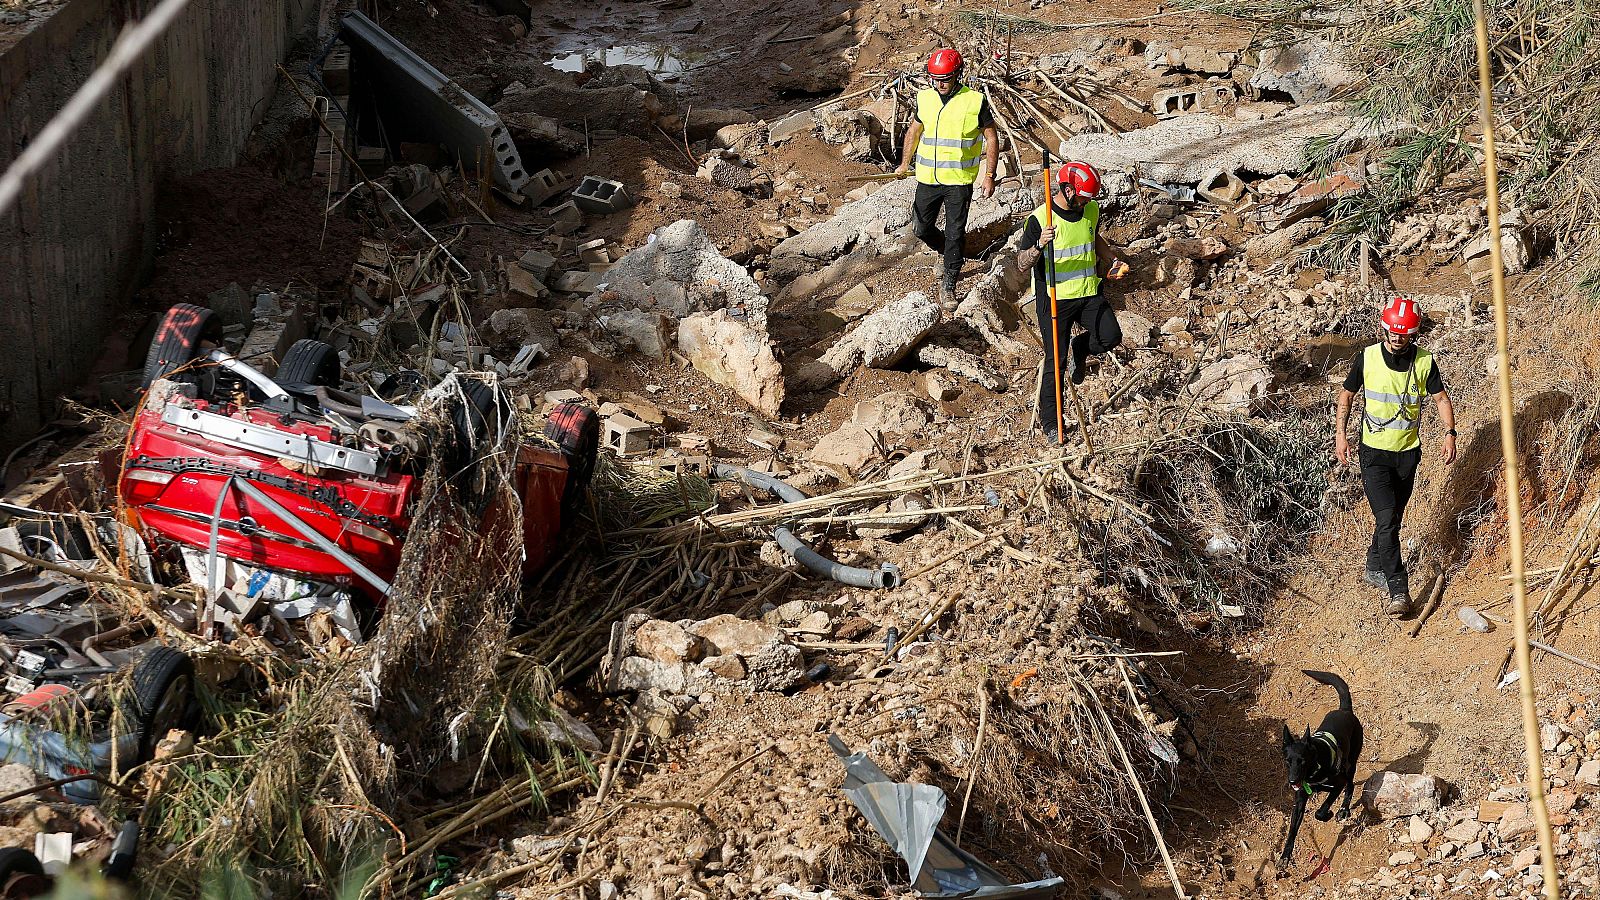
[
  {"left": 206, "top": 350, "right": 290, "bottom": 401},
  {"left": 714, "top": 465, "right": 901, "bottom": 590},
  {"left": 81, "top": 621, "right": 150, "bottom": 669},
  {"left": 228, "top": 477, "right": 393, "bottom": 596}
]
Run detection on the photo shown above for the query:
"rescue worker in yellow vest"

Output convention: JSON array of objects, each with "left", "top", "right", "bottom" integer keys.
[
  {"left": 1014, "top": 161, "right": 1129, "bottom": 442},
  {"left": 1335, "top": 296, "right": 1457, "bottom": 617},
  {"left": 892, "top": 48, "right": 999, "bottom": 307}
]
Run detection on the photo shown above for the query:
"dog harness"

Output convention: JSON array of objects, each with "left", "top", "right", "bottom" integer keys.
[{"left": 1302, "top": 731, "right": 1344, "bottom": 793}]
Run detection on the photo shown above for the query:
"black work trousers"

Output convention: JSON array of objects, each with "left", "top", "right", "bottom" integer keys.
[
  {"left": 1035, "top": 291, "right": 1122, "bottom": 439},
  {"left": 912, "top": 181, "right": 974, "bottom": 285},
  {"left": 1359, "top": 443, "right": 1421, "bottom": 594}
]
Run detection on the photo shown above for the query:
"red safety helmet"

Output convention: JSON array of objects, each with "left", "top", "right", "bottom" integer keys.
[
  {"left": 1380, "top": 295, "right": 1421, "bottom": 335},
  {"left": 1056, "top": 161, "right": 1101, "bottom": 199},
  {"left": 927, "top": 48, "right": 963, "bottom": 78}
]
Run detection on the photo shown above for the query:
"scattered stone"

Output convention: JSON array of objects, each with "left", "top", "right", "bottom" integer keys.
[
  {"left": 1116, "top": 311, "right": 1158, "bottom": 349},
  {"left": 701, "top": 654, "right": 747, "bottom": 680},
  {"left": 698, "top": 153, "right": 755, "bottom": 190},
  {"left": 1187, "top": 354, "right": 1271, "bottom": 413},
  {"left": 603, "top": 309, "right": 672, "bottom": 359},
  {"left": 809, "top": 423, "right": 880, "bottom": 471},
  {"left": 601, "top": 220, "right": 769, "bottom": 328},
  {"left": 1387, "top": 851, "right": 1417, "bottom": 867},
  {"left": 1576, "top": 758, "right": 1600, "bottom": 786},
  {"left": 633, "top": 620, "right": 702, "bottom": 664},
  {"left": 1166, "top": 235, "right": 1230, "bottom": 260},
  {"left": 678, "top": 311, "right": 785, "bottom": 416},
  {"left": 0, "top": 764, "right": 38, "bottom": 810},
  {"left": 205, "top": 283, "right": 253, "bottom": 330},
  {"left": 688, "top": 614, "right": 785, "bottom": 658},
  {"left": 745, "top": 640, "right": 807, "bottom": 693},
  {"left": 1409, "top": 815, "right": 1435, "bottom": 844},
  {"left": 924, "top": 371, "right": 960, "bottom": 401},
  {"left": 1361, "top": 772, "right": 1448, "bottom": 819},
  {"left": 852, "top": 391, "right": 929, "bottom": 435},
  {"left": 559, "top": 355, "right": 591, "bottom": 388}
]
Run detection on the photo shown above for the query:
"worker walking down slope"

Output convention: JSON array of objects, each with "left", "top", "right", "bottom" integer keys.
[
  {"left": 1014, "top": 161, "right": 1129, "bottom": 442},
  {"left": 1334, "top": 296, "right": 1458, "bottom": 617},
  {"left": 893, "top": 48, "right": 999, "bottom": 308}
]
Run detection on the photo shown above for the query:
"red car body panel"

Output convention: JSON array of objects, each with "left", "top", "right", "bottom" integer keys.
[{"left": 119, "top": 395, "right": 568, "bottom": 602}]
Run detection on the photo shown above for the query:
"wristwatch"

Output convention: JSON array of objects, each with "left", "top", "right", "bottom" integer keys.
[{"left": 1446, "top": 429, "right": 1458, "bottom": 436}]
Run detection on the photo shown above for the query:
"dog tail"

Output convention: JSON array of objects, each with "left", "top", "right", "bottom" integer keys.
[{"left": 1302, "top": 670, "right": 1352, "bottom": 712}]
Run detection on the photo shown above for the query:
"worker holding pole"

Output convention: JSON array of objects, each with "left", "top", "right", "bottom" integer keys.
[{"left": 1015, "top": 159, "right": 1128, "bottom": 443}]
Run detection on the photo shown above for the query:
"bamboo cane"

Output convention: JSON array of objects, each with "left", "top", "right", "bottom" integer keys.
[{"left": 1473, "top": 1, "right": 1560, "bottom": 896}]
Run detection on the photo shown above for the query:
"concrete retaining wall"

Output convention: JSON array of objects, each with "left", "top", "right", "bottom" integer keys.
[{"left": 0, "top": 0, "right": 319, "bottom": 447}]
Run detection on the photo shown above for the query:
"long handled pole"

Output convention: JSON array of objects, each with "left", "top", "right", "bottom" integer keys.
[
  {"left": 1472, "top": 2, "right": 1559, "bottom": 897},
  {"left": 1041, "top": 151, "right": 1095, "bottom": 453},
  {"left": 1041, "top": 152, "right": 1068, "bottom": 446}
]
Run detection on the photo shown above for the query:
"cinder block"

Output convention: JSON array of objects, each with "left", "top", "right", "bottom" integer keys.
[
  {"left": 553, "top": 270, "right": 603, "bottom": 294},
  {"left": 603, "top": 413, "right": 652, "bottom": 456},
  {"left": 548, "top": 200, "right": 584, "bottom": 235},
  {"left": 543, "top": 389, "right": 584, "bottom": 411},
  {"left": 571, "top": 176, "right": 633, "bottom": 214},
  {"left": 1153, "top": 87, "right": 1201, "bottom": 118},
  {"left": 577, "top": 238, "right": 617, "bottom": 265},
  {"left": 521, "top": 167, "right": 566, "bottom": 205},
  {"left": 1197, "top": 170, "right": 1246, "bottom": 204},
  {"left": 517, "top": 249, "right": 558, "bottom": 280}
]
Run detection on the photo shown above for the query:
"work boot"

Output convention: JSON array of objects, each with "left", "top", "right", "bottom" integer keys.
[
  {"left": 938, "top": 275, "right": 959, "bottom": 311},
  {"left": 1362, "top": 569, "right": 1387, "bottom": 590},
  {"left": 1385, "top": 591, "right": 1412, "bottom": 618}
]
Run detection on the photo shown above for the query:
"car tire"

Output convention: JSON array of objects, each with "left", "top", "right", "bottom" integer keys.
[
  {"left": 0, "top": 847, "right": 48, "bottom": 897},
  {"left": 276, "top": 339, "right": 341, "bottom": 390},
  {"left": 141, "top": 303, "right": 223, "bottom": 388},
  {"left": 544, "top": 402, "right": 600, "bottom": 529},
  {"left": 451, "top": 379, "right": 510, "bottom": 452},
  {"left": 127, "top": 646, "right": 197, "bottom": 764}
]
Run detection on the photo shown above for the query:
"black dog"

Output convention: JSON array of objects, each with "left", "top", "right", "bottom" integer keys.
[{"left": 1279, "top": 670, "right": 1363, "bottom": 866}]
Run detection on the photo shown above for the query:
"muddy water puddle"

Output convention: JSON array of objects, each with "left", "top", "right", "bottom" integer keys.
[{"left": 546, "top": 44, "right": 694, "bottom": 77}]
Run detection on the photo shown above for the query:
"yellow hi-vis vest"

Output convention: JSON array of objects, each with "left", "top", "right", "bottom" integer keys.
[
  {"left": 1028, "top": 202, "right": 1101, "bottom": 300},
  {"left": 914, "top": 86, "right": 985, "bottom": 186},
  {"left": 1361, "top": 343, "right": 1434, "bottom": 452}
]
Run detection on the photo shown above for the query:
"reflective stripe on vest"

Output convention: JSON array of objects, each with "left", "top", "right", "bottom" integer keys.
[
  {"left": 1028, "top": 202, "right": 1101, "bottom": 300},
  {"left": 1361, "top": 343, "right": 1433, "bottom": 452},
  {"left": 914, "top": 87, "right": 985, "bottom": 186}
]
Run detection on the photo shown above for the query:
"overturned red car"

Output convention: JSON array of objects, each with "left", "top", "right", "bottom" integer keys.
[{"left": 118, "top": 304, "right": 596, "bottom": 617}]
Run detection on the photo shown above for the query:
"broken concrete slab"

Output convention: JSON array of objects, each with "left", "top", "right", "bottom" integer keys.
[
  {"left": 602, "top": 309, "right": 672, "bottom": 359},
  {"left": 1187, "top": 354, "right": 1272, "bottom": 413},
  {"left": 800, "top": 291, "right": 940, "bottom": 389},
  {"left": 1463, "top": 208, "right": 1534, "bottom": 284},
  {"left": 601, "top": 220, "right": 770, "bottom": 329},
  {"left": 678, "top": 310, "right": 785, "bottom": 417},
  {"left": 915, "top": 343, "right": 1006, "bottom": 392},
  {"left": 769, "top": 110, "right": 816, "bottom": 145},
  {"left": 1251, "top": 38, "right": 1361, "bottom": 105},
  {"left": 340, "top": 11, "right": 529, "bottom": 194},
  {"left": 688, "top": 614, "right": 784, "bottom": 657},
  {"left": 1059, "top": 103, "right": 1384, "bottom": 184},
  {"left": 205, "top": 283, "right": 253, "bottom": 330},
  {"left": 698, "top": 153, "right": 756, "bottom": 190},
  {"left": 485, "top": 307, "right": 559, "bottom": 353},
  {"left": 768, "top": 179, "right": 1032, "bottom": 290}
]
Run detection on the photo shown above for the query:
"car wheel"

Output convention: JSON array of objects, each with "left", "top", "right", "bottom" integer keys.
[
  {"left": 0, "top": 847, "right": 49, "bottom": 898},
  {"left": 127, "top": 646, "right": 197, "bottom": 764},
  {"left": 141, "top": 303, "right": 223, "bottom": 388},
  {"left": 276, "top": 339, "right": 341, "bottom": 390},
  {"left": 544, "top": 402, "right": 600, "bottom": 529}
]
